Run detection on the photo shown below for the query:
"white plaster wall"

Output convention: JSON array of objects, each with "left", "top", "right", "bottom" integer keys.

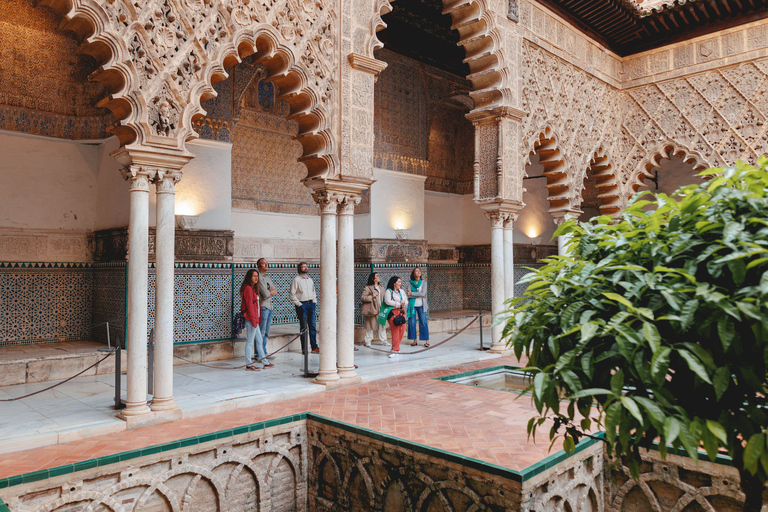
[
  {"left": 354, "top": 213, "right": 371, "bottom": 239},
  {"left": 424, "top": 191, "right": 464, "bottom": 245},
  {"left": 517, "top": 159, "right": 558, "bottom": 246},
  {"left": 148, "top": 139, "right": 233, "bottom": 230},
  {"left": 0, "top": 130, "right": 99, "bottom": 230},
  {"left": 94, "top": 136, "right": 129, "bottom": 230},
  {"left": 460, "top": 195, "right": 491, "bottom": 245},
  {"left": 370, "top": 168, "right": 426, "bottom": 239}
]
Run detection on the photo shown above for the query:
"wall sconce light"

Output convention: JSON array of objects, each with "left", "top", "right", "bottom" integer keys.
[
  {"left": 395, "top": 229, "right": 410, "bottom": 240},
  {"left": 530, "top": 237, "right": 541, "bottom": 246},
  {"left": 175, "top": 215, "right": 198, "bottom": 230}
]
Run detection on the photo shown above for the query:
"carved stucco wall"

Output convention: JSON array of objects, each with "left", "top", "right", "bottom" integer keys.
[
  {"left": 518, "top": 13, "right": 768, "bottom": 213},
  {"left": 373, "top": 49, "right": 475, "bottom": 195},
  {"left": 0, "top": 0, "right": 112, "bottom": 139}
]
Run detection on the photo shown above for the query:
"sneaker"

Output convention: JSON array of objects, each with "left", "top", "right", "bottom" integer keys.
[
  {"left": 311, "top": 348, "right": 320, "bottom": 354},
  {"left": 262, "top": 363, "right": 275, "bottom": 369},
  {"left": 388, "top": 352, "right": 400, "bottom": 359},
  {"left": 246, "top": 365, "right": 260, "bottom": 371},
  {"left": 364, "top": 341, "right": 371, "bottom": 347}
]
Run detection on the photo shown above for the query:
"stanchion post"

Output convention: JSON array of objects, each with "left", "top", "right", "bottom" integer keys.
[
  {"left": 114, "top": 339, "right": 124, "bottom": 410},
  {"left": 479, "top": 310, "right": 484, "bottom": 350},
  {"left": 148, "top": 328, "right": 154, "bottom": 395}
]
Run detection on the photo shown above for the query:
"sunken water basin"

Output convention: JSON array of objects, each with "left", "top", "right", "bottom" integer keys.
[{"left": 437, "top": 365, "right": 531, "bottom": 393}]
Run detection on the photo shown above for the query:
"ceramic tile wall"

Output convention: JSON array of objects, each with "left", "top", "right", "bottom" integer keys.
[
  {"left": 91, "top": 263, "right": 126, "bottom": 348},
  {"left": 0, "top": 263, "right": 92, "bottom": 346},
  {"left": 1, "top": 262, "right": 517, "bottom": 346}
]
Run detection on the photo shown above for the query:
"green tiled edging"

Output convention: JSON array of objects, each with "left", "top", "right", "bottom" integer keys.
[
  {"left": 306, "top": 412, "right": 601, "bottom": 483},
  {"left": 0, "top": 409, "right": 600, "bottom": 504},
  {"left": 0, "top": 413, "right": 308, "bottom": 493},
  {"left": 433, "top": 364, "right": 524, "bottom": 382}
]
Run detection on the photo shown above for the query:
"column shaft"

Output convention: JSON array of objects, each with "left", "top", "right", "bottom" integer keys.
[
  {"left": 336, "top": 200, "right": 358, "bottom": 381},
  {"left": 503, "top": 220, "right": 515, "bottom": 301},
  {"left": 123, "top": 173, "right": 152, "bottom": 417},
  {"left": 489, "top": 213, "right": 507, "bottom": 351},
  {"left": 315, "top": 196, "right": 339, "bottom": 384},
  {"left": 151, "top": 173, "right": 179, "bottom": 411}
]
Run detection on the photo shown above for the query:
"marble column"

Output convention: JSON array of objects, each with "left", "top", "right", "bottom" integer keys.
[
  {"left": 150, "top": 171, "right": 180, "bottom": 412},
  {"left": 314, "top": 193, "right": 340, "bottom": 385},
  {"left": 488, "top": 211, "right": 507, "bottom": 352},
  {"left": 503, "top": 216, "right": 516, "bottom": 301},
  {"left": 336, "top": 197, "right": 359, "bottom": 381},
  {"left": 121, "top": 168, "right": 152, "bottom": 417}
]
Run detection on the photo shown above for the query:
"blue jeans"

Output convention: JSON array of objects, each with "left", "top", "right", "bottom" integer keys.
[
  {"left": 407, "top": 306, "right": 429, "bottom": 341},
  {"left": 245, "top": 320, "right": 269, "bottom": 366},
  {"left": 259, "top": 307, "right": 273, "bottom": 355},
  {"left": 296, "top": 301, "right": 318, "bottom": 351}
]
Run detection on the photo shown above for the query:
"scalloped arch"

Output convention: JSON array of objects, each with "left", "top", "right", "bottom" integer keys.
[
  {"left": 527, "top": 126, "right": 574, "bottom": 216},
  {"left": 36, "top": 0, "right": 338, "bottom": 177},
  {"left": 625, "top": 141, "right": 709, "bottom": 200},
  {"left": 580, "top": 147, "right": 620, "bottom": 216}
]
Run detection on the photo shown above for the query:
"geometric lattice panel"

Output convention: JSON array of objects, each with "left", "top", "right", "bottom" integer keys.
[
  {"left": 426, "top": 264, "right": 464, "bottom": 312},
  {"left": 92, "top": 263, "right": 126, "bottom": 348},
  {"left": 462, "top": 264, "right": 492, "bottom": 311},
  {"left": 0, "top": 263, "right": 93, "bottom": 345},
  {"left": 148, "top": 264, "right": 233, "bottom": 343}
]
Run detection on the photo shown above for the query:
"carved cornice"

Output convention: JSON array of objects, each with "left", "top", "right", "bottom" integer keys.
[{"left": 348, "top": 53, "right": 388, "bottom": 76}]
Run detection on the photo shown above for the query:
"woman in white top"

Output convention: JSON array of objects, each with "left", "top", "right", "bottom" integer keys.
[{"left": 383, "top": 276, "right": 408, "bottom": 358}]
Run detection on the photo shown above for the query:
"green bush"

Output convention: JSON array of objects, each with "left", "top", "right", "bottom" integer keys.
[{"left": 503, "top": 159, "right": 768, "bottom": 510}]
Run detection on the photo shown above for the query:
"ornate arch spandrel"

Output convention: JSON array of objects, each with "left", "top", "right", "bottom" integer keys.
[
  {"left": 35, "top": 0, "right": 338, "bottom": 177},
  {"left": 624, "top": 140, "right": 710, "bottom": 201}
]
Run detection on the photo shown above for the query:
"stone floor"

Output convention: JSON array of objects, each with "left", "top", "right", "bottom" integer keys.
[
  {"left": 0, "top": 324, "right": 500, "bottom": 456},
  {"left": 0, "top": 350, "right": 555, "bottom": 483}
]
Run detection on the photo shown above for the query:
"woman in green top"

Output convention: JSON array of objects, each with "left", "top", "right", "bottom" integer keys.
[{"left": 407, "top": 267, "right": 430, "bottom": 347}]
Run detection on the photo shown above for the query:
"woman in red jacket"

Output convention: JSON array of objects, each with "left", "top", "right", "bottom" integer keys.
[{"left": 240, "top": 269, "right": 273, "bottom": 370}]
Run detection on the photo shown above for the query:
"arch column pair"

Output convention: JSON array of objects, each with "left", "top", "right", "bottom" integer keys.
[
  {"left": 114, "top": 148, "right": 191, "bottom": 420},
  {"left": 309, "top": 178, "right": 374, "bottom": 386},
  {"left": 469, "top": 107, "right": 526, "bottom": 353}
]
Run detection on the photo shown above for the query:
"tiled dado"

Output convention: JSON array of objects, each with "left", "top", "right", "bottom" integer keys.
[
  {"left": 1, "top": 261, "right": 532, "bottom": 346},
  {"left": 0, "top": 263, "right": 93, "bottom": 346}
]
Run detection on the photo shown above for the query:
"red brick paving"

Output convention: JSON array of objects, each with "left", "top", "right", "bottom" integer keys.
[{"left": 0, "top": 356, "right": 557, "bottom": 479}]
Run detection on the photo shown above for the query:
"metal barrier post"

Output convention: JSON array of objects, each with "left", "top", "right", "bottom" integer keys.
[
  {"left": 114, "top": 338, "right": 124, "bottom": 409},
  {"left": 479, "top": 310, "right": 486, "bottom": 350},
  {"left": 148, "top": 328, "right": 154, "bottom": 395}
]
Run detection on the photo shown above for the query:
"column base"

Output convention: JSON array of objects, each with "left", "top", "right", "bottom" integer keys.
[
  {"left": 337, "top": 367, "right": 361, "bottom": 383},
  {"left": 312, "top": 371, "right": 340, "bottom": 386},
  {"left": 150, "top": 397, "right": 179, "bottom": 412},
  {"left": 118, "top": 402, "right": 152, "bottom": 418},
  {"left": 118, "top": 407, "right": 182, "bottom": 428},
  {"left": 488, "top": 343, "right": 514, "bottom": 356}
]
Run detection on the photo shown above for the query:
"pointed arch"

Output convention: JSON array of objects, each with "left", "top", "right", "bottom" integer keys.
[{"left": 625, "top": 141, "right": 709, "bottom": 200}]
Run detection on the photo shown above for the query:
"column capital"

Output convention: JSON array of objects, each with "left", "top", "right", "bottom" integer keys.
[
  {"left": 503, "top": 213, "right": 518, "bottom": 228},
  {"left": 154, "top": 170, "right": 183, "bottom": 194},
  {"left": 121, "top": 166, "right": 154, "bottom": 192},
  {"left": 338, "top": 194, "right": 362, "bottom": 216}
]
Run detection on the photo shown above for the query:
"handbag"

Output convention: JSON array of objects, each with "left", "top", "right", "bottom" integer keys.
[
  {"left": 232, "top": 310, "right": 246, "bottom": 337},
  {"left": 393, "top": 308, "right": 406, "bottom": 326}
]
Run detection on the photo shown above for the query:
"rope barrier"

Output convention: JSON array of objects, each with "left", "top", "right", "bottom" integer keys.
[
  {"left": 0, "top": 347, "right": 118, "bottom": 402},
  {"left": 362, "top": 314, "right": 480, "bottom": 355},
  {"left": 172, "top": 329, "right": 307, "bottom": 370}
]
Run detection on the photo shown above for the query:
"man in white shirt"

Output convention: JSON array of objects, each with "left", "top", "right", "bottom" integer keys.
[{"left": 289, "top": 261, "right": 319, "bottom": 353}]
